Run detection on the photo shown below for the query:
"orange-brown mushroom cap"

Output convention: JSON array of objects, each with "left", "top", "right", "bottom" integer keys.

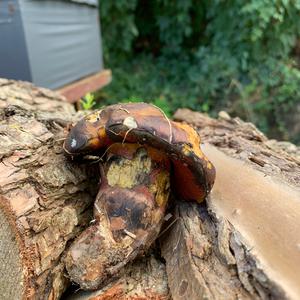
[{"left": 63, "top": 103, "right": 216, "bottom": 202}]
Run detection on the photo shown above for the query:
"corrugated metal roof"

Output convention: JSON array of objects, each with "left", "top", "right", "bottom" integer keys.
[{"left": 69, "top": 0, "right": 98, "bottom": 7}]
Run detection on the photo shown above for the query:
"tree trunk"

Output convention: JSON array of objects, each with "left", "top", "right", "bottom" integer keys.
[
  {"left": 161, "top": 109, "right": 300, "bottom": 300},
  {"left": 1, "top": 79, "right": 299, "bottom": 300},
  {"left": 0, "top": 79, "right": 99, "bottom": 300}
]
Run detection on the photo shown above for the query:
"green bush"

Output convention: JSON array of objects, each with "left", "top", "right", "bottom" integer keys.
[{"left": 99, "top": 0, "right": 300, "bottom": 143}]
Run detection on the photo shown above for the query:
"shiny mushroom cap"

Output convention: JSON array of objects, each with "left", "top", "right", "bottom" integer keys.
[{"left": 63, "top": 103, "right": 216, "bottom": 202}]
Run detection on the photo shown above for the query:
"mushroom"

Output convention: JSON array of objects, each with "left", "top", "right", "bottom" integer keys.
[{"left": 63, "top": 103, "right": 215, "bottom": 289}]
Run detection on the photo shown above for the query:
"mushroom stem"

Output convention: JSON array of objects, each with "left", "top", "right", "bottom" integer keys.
[{"left": 65, "top": 143, "right": 171, "bottom": 290}]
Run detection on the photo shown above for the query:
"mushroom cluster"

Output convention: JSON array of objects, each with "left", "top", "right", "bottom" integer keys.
[{"left": 63, "top": 103, "right": 215, "bottom": 289}]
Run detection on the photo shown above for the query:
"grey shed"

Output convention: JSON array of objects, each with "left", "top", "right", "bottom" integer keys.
[{"left": 0, "top": 0, "right": 103, "bottom": 90}]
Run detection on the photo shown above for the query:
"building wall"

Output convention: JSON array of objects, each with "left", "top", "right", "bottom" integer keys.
[
  {"left": 0, "top": 0, "right": 31, "bottom": 81},
  {"left": 19, "top": 0, "right": 103, "bottom": 89}
]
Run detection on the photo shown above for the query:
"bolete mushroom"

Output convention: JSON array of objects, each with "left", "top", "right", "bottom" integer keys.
[{"left": 63, "top": 103, "right": 215, "bottom": 289}]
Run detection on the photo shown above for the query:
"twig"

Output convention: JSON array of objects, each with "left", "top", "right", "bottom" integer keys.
[
  {"left": 56, "top": 138, "right": 66, "bottom": 142},
  {"left": 124, "top": 229, "right": 137, "bottom": 239},
  {"left": 158, "top": 217, "right": 178, "bottom": 238},
  {"left": 122, "top": 128, "right": 133, "bottom": 144},
  {"left": 150, "top": 103, "right": 173, "bottom": 143},
  {"left": 118, "top": 107, "right": 130, "bottom": 114}
]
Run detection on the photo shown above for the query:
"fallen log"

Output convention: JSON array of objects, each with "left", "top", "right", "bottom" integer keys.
[
  {"left": 161, "top": 109, "right": 300, "bottom": 300},
  {"left": 1, "top": 79, "right": 299, "bottom": 300}
]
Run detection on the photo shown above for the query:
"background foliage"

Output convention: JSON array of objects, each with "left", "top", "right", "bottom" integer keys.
[{"left": 98, "top": 0, "right": 300, "bottom": 143}]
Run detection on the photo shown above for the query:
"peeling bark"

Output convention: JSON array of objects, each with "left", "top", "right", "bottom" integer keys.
[
  {"left": 67, "top": 254, "right": 170, "bottom": 300},
  {"left": 161, "top": 202, "right": 252, "bottom": 299}
]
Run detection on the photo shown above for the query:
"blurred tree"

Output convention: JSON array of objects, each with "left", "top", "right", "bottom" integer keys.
[{"left": 99, "top": 0, "right": 300, "bottom": 143}]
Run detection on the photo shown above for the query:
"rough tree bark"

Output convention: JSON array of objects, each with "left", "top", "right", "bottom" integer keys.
[
  {"left": 67, "top": 254, "right": 170, "bottom": 300},
  {"left": 0, "top": 79, "right": 101, "bottom": 300},
  {"left": 1, "top": 79, "right": 299, "bottom": 300}
]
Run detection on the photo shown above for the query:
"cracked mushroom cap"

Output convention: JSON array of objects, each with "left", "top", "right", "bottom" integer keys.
[{"left": 63, "top": 103, "right": 215, "bottom": 202}]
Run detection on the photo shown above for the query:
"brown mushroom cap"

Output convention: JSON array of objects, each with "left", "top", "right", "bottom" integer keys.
[{"left": 64, "top": 103, "right": 215, "bottom": 202}]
